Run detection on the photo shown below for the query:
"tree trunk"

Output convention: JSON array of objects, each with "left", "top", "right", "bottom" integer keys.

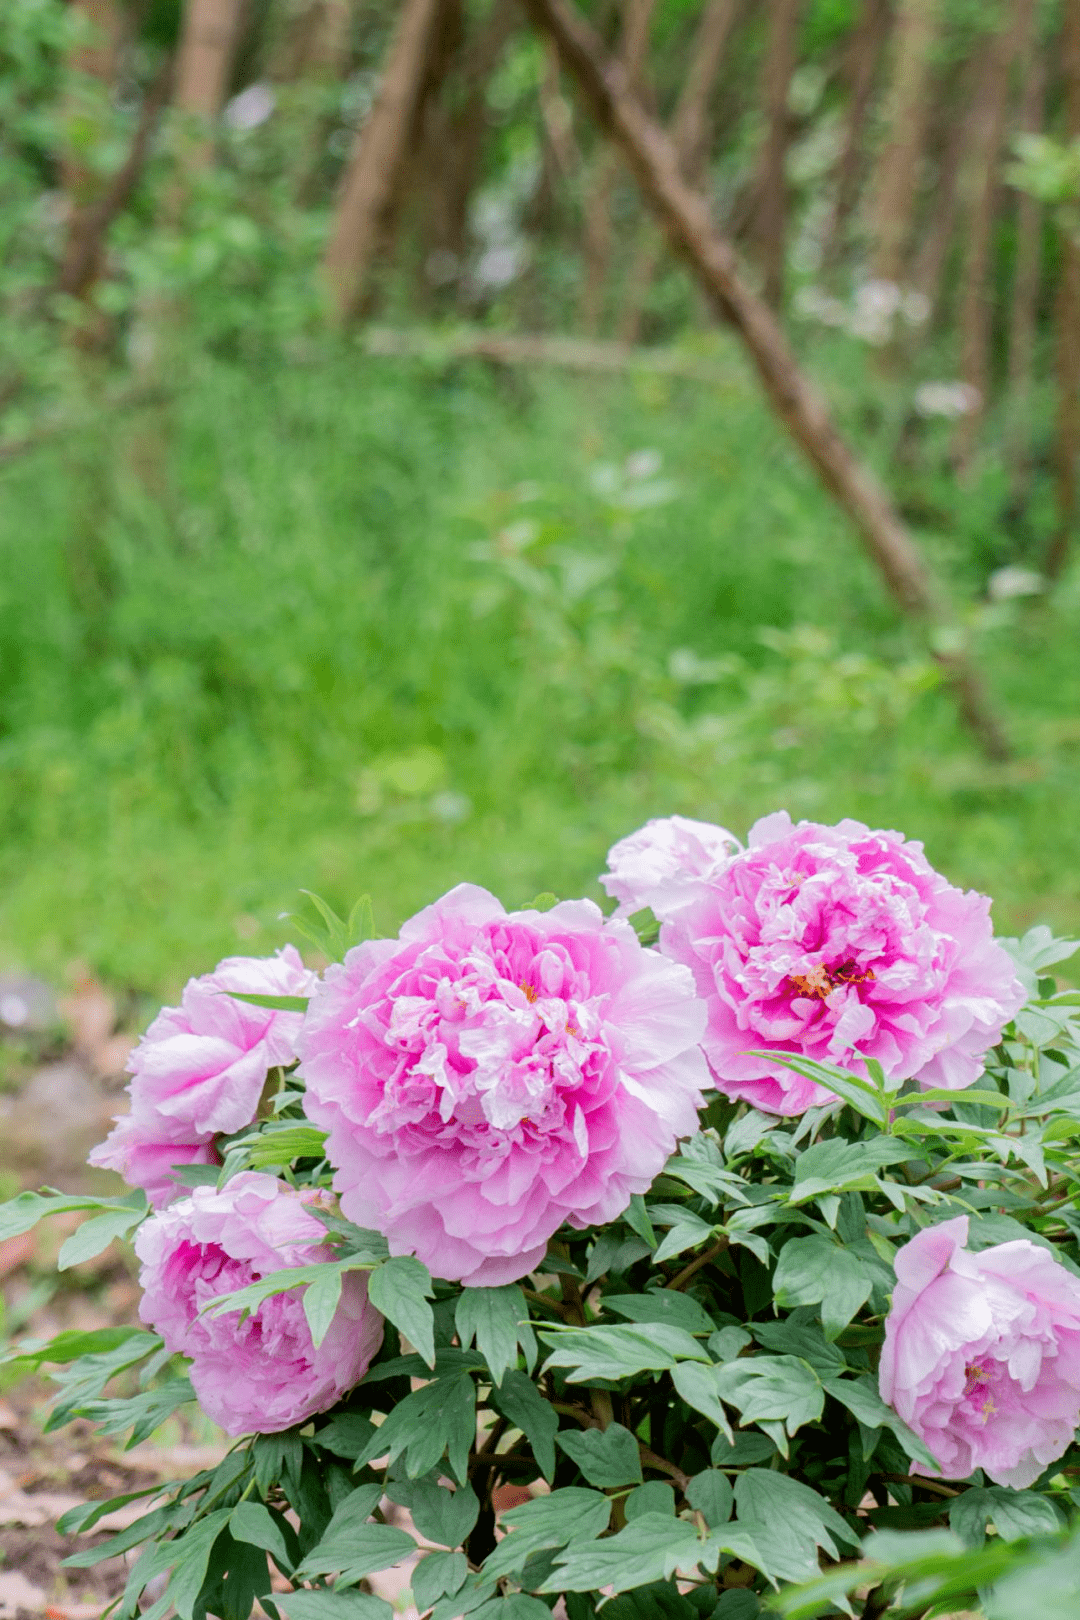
[
  {"left": 954, "top": 1, "right": 1033, "bottom": 473},
  {"left": 58, "top": 57, "right": 174, "bottom": 303},
  {"left": 909, "top": 53, "right": 982, "bottom": 323},
  {"left": 419, "top": 0, "right": 519, "bottom": 279},
  {"left": 618, "top": 0, "right": 740, "bottom": 343},
  {"left": 869, "top": 0, "right": 939, "bottom": 286},
  {"left": 1005, "top": 19, "right": 1046, "bottom": 494},
  {"left": 820, "top": 0, "right": 889, "bottom": 275},
  {"left": 323, "top": 0, "right": 446, "bottom": 324},
  {"left": 748, "top": 0, "right": 801, "bottom": 309},
  {"left": 520, "top": 0, "right": 1010, "bottom": 760},
  {"left": 174, "top": 0, "right": 248, "bottom": 127},
  {"left": 1048, "top": 4, "right": 1080, "bottom": 582},
  {"left": 579, "top": 0, "right": 655, "bottom": 335},
  {"left": 60, "top": 0, "right": 125, "bottom": 341}
]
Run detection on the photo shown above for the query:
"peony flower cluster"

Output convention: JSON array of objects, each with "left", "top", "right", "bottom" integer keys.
[
  {"left": 297, "top": 883, "right": 711, "bottom": 1285},
  {"left": 600, "top": 814, "right": 741, "bottom": 921},
  {"left": 91, "top": 948, "right": 316, "bottom": 1205},
  {"left": 880, "top": 1216, "right": 1080, "bottom": 1489},
  {"left": 134, "top": 1172, "right": 383, "bottom": 1435},
  {"left": 647, "top": 811, "right": 1023, "bottom": 1115}
]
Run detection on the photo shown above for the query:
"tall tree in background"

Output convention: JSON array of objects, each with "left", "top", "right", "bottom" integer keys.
[
  {"left": 909, "top": 51, "right": 982, "bottom": 324},
  {"left": 174, "top": 0, "right": 248, "bottom": 160},
  {"left": 418, "top": 0, "right": 519, "bottom": 284},
  {"left": 1006, "top": 8, "right": 1046, "bottom": 494},
  {"left": 748, "top": 0, "right": 801, "bottom": 309},
  {"left": 619, "top": 0, "right": 740, "bottom": 342},
  {"left": 579, "top": 0, "right": 656, "bottom": 334},
  {"left": 821, "top": 0, "right": 889, "bottom": 274},
  {"left": 521, "top": 0, "right": 1009, "bottom": 761},
  {"left": 60, "top": 0, "right": 125, "bottom": 340},
  {"left": 1049, "top": 2, "right": 1080, "bottom": 581},
  {"left": 869, "top": 0, "right": 940, "bottom": 287},
  {"left": 954, "top": 0, "right": 1033, "bottom": 472},
  {"left": 324, "top": 0, "right": 446, "bottom": 323}
]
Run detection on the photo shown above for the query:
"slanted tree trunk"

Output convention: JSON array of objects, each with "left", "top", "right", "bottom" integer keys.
[
  {"left": 618, "top": 0, "right": 740, "bottom": 343},
  {"left": 954, "top": 1, "right": 1034, "bottom": 473},
  {"left": 1006, "top": 17, "right": 1046, "bottom": 494},
  {"left": 579, "top": 0, "right": 655, "bottom": 334},
  {"left": 324, "top": 0, "right": 446, "bottom": 323},
  {"left": 820, "top": 0, "right": 889, "bottom": 275},
  {"left": 60, "top": 0, "right": 125, "bottom": 342},
  {"left": 521, "top": 0, "right": 1010, "bottom": 761},
  {"left": 869, "top": 0, "right": 940, "bottom": 287},
  {"left": 1049, "top": 3, "right": 1080, "bottom": 582},
  {"left": 747, "top": 0, "right": 801, "bottom": 309},
  {"left": 57, "top": 57, "right": 174, "bottom": 303}
]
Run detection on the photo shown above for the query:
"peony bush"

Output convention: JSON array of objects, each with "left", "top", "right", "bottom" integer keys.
[{"left": 2, "top": 810, "right": 1080, "bottom": 1620}]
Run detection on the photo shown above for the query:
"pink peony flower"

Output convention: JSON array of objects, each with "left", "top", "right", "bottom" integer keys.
[
  {"left": 880, "top": 1215, "right": 1080, "bottom": 1488},
  {"left": 134, "top": 1172, "right": 383, "bottom": 1435},
  {"left": 89, "top": 1116, "right": 219, "bottom": 1208},
  {"left": 296, "top": 883, "right": 711, "bottom": 1286},
  {"left": 90, "top": 947, "right": 316, "bottom": 1204},
  {"left": 600, "top": 815, "right": 742, "bottom": 921},
  {"left": 661, "top": 811, "right": 1024, "bottom": 1115}
]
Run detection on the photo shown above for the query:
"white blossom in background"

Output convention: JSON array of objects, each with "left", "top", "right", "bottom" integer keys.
[
  {"left": 792, "top": 285, "right": 848, "bottom": 327},
  {"left": 914, "top": 381, "right": 982, "bottom": 419},
  {"left": 224, "top": 82, "right": 275, "bottom": 131},
  {"left": 988, "top": 566, "right": 1045, "bottom": 602}
]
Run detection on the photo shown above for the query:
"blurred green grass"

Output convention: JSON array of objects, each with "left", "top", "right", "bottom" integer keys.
[{"left": 1, "top": 346, "right": 1077, "bottom": 995}]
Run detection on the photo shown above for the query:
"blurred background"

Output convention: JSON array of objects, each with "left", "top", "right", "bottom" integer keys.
[
  {"left": 2, "top": 0, "right": 1080, "bottom": 1019},
  {"left": 2, "top": 3, "right": 1080, "bottom": 1608}
]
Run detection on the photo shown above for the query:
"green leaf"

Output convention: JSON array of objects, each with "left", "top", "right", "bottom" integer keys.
[
  {"left": 277, "top": 1590, "right": 392, "bottom": 1620},
  {"left": 386, "top": 1480, "right": 479, "bottom": 1548},
  {"left": 751, "top": 1319, "right": 845, "bottom": 1378},
  {"left": 226, "top": 992, "right": 310, "bottom": 1012},
  {"left": 744, "top": 1052, "right": 891, "bottom": 1125},
  {"left": 822, "top": 1376, "right": 939, "bottom": 1472},
  {"left": 164, "top": 1507, "right": 233, "bottom": 1620},
  {"left": 670, "top": 1362, "right": 734, "bottom": 1444},
  {"left": 626, "top": 1482, "right": 676, "bottom": 1519},
  {"left": 733, "top": 1470, "right": 857, "bottom": 1587},
  {"left": 469, "top": 1598, "right": 552, "bottom": 1619},
  {"left": 455, "top": 1285, "right": 534, "bottom": 1385},
  {"left": 296, "top": 1487, "right": 415, "bottom": 1586},
  {"left": 556, "top": 1422, "right": 643, "bottom": 1487},
  {"left": 542, "top": 1512, "right": 701, "bottom": 1593},
  {"left": 623, "top": 1193, "right": 657, "bottom": 1247},
  {"left": 491, "top": 1368, "right": 559, "bottom": 1482},
  {"left": 712, "top": 1357, "right": 824, "bottom": 1447},
  {"left": 949, "top": 1486, "right": 1064, "bottom": 1547},
  {"left": 481, "top": 1488, "right": 610, "bottom": 1581},
  {"left": 789, "top": 1138, "right": 914, "bottom": 1204},
  {"left": 230, "top": 1501, "right": 293, "bottom": 1567},
  {"left": 56, "top": 1193, "right": 148, "bottom": 1270},
  {"left": 540, "top": 1322, "right": 709, "bottom": 1381},
  {"left": 80, "top": 1377, "right": 196, "bottom": 1447},
  {"left": 685, "top": 1469, "right": 733, "bottom": 1528},
  {"left": 772, "top": 1235, "right": 875, "bottom": 1339},
  {"left": 227, "top": 1124, "right": 329, "bottom": 1171},
  {"left": 313, "top": 1413, "right": 377, "bottom": 1460},
  {"left": 355, "top": 1373, "right": 476, "bottom": 1483},
  {"left": 368, "top": 1255, "right": 436, "bottom": 1368},
  {"left": 56, "top": 1483, "right": 172, "bottom": 1536},
  {"left": 0, "top": 1189, "right": 144, "bottom": 1245},
  {"left": 303, "top": 1265, "right": 344, "bottom": 1349},
  {"left": 602, "top": 1290, "right": 714, "bottom": 1335},
  {"left": 412, "top": 1550, "right": 468, "bottom": 1611}
]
